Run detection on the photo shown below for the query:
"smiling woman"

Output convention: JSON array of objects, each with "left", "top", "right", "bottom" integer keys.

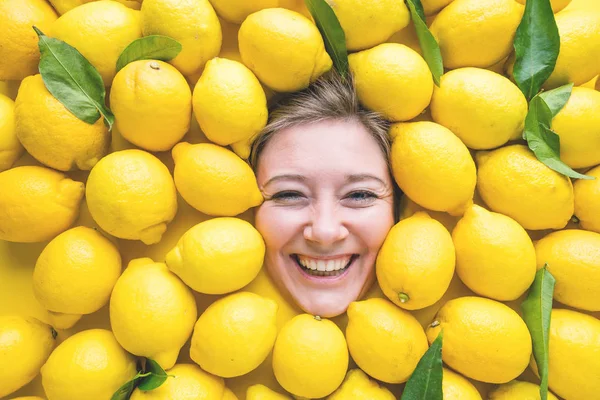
[{"left": 250, "top": 72, "right": 399, "bottom": 318}]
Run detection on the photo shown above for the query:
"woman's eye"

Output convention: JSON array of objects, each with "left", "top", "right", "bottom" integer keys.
[
  {"left": 271, "top": 191, "right": 304, "bottom": 201},
  {"left": 347, "top": 191, "right": 378, "bottom": 202}
]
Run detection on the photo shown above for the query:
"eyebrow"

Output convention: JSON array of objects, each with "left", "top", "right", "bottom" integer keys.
[{"left": 263, "top": 173, "right": 387, "bottom": 187}]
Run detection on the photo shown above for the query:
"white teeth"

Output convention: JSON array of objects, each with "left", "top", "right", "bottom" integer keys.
[{"left": 297, "top": 255, "right": 352, "bottom": 272}]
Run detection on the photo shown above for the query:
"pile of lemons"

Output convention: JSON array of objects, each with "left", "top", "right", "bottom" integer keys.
[{"left": 0, "top": 0, "right": 599, "bottom": 399}]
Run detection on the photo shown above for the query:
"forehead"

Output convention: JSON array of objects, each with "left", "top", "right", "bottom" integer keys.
[{"left": 257, "top": 119, "right": 389, "bottom": 181}]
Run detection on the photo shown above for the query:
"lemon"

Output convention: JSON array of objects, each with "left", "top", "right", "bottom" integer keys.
[
  {"left": 390, "top": 121, "right": 476, "bottom": 214},
  {"left": 238, "top": 8, "right": 332, "bottom": 92},
  {"left": 426, "top": 296, "right": 531, "bottom": 384},
  {"left": 476, "top": 145, "right": 574, "bottom": 230},
  {"left": 166, "top": 217, "right": 265, "bottom": 295},
  {"left": 86, "top": 149, "right": 178, "bottom": 244},
  {"left": 551, "top": 87, "right": 600, "bottom": 169},
  {"left": 0, "top": 93, "right": 23, "bottom": 172},
  {"left": 191, "top": 292, "right": 278, "bottom": 378},
  {"left": 110, "top": 258, "right": 197, "bottom": 370},
  {"left": 442, "top": 369, "right": 482, "bottom": 400},
  {"left": 0, "top": 0, "right": 57, "bottom": 81},
  {"left": 0, "top": 166, "right": 84, "bottom": 243},
  {"left": 376, "top": 212, "right": 455, "bottom": 310},
  {"left": 533, "top": 309, "right": 600, "bottom": 399},
  {"left": 328, "top": 0, "right": 410, "bottom": 51},
  {"left": 430, "top": 68, "right": 528, "bottom": 149},
  {"left": 429, "top": 0, "right": 523, "bottom": 68},
  {"left": 544, "top": 8, "right": 600, "bottom": 88},
  {"left": 574, "top": 164, "right": 600, "bottom": 233},
  {"left": 52, "top": 0, "right": 142, "bottom": 86},
  {"left": 9, "top": 397, "right": 46, "bottom": 400},
  {"left": 130, "top": 363, "right": 225, "bottom": 400},
  {"left": 452, "top": 204, "right": 537, "bottom": 301},
  {"left": 247, "top": 384, "right": 290, "bottom": 400},
  {"left": 14, "top": 75, "right": 110, "bottom": 171},
  {"left": 41, "top": 329, "right": 137, "bottom": 400},
  {"left": 142, "top": 0, "right": 222, "bottom": 79},
  {"left": 515, "top": 0, "right": 571, "bottom": 13},
  {"left": 422, "top": 0, "right": 455, "bottom": 15},
  {"left": 489, "top": 380, "right": 559, "bottom": 400},
  {"left": 0, "top": 316, "right": 56, "bottom": 398},
  {"left": 349, "top": 43, "right": 433, "bottom": 121},
  {"left": 208, "top": 0, "right": 278, "bottom": 24},
  {"left": 110, "top": 60, "right": 192, "bottom": 152},
  {"left": 346, "top": 298, "right": 428, "bottom": 384},
  {"left": 192, "top": 58, "right": 267, "bottom": 159},
  {"left": 535, "top": 230, "right": 600, "bottom": 311},
  {"left": 222, "top": 388, "right": 239, "bottom": 400},
  {"left": 328, "top": 369, "right": 396, "bottom": 400},
  {"left": 272, "top": 314, "right": 348, "bottom": 398},
  {"left": 33, "top": 226, "right": 121, "bottom": 329},
  {"left": 49, "top": 0, "right": 143, "bottom": 14},
  {"left": 172, "top": 142, "right": 263, "bottom": 216}
]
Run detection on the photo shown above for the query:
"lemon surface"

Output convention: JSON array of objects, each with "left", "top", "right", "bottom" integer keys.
[
  {"left": 328, "top": 369, "right": 396, "bottom": 400},
  {"left": 0, "top": 93, "right": 22, "bottom": 172},
  {"left": 574, "top": 164, "right": 600, "bottom": 233},
  {"left": 442, "top": 369, "right": 482, "bottom": 400},
  {"left": 489, "top": 380, "right": 559, "bottom": 400},
  {"left": 246, "top": 384, "right": 291, "bottom": 400}
]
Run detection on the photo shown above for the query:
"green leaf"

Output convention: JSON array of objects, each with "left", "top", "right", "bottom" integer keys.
[
  {"left": 539, "top": 83, "right": 573, "bottom": 117},
  {"left": 304, "top": 0, "right": 349, "bottom": 78},
  {"left": 401, "top": 331, "right": 443, "bottom": 400},
  {"left": 524, "top": 95, "right": 594, "bottom": 180},
  {"left": 137, "top": 359, "right": 170, "bottom": 391},
  {"left": 116, "top": 35, "right": 183, "bottom": 72},
  {"left": 521, "top": 266, "right": 555, "bottom": 400},
  {"left": 110, "top": 372, "right": 148, "bottom": 400},
  {"left": 512, "top": 0, "right": 560, "bottom": 100},
  {"left": 34, "top": 26, "right": 114, "bottom": 130},
  {"left": 405, "top": 0, "right": 443, "bottom": 86}
]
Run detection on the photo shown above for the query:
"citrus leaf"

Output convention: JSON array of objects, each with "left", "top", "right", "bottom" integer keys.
[
  {"left": 401, "top": 331, "right": 443, "bottom": 400},
  {"left": 110, "top": 372, "right": 149, "bottom": 400},
  {"left": 405, "top": 0, "right": 443, "bottom": 86},
  {"left": 521, "top": 266, "right": 555, "bottom": 400},
  {"left": 137, "top": 359, "right": 169, "bottom": 391},
  {"left": 539, "top": 83, "right": 573, "bottom": 117},
  {"left": 304, "top": 0, "right": 349, "bottom": 78},
  {"left": 524, "top": 95, "right": 593, "bottom": 180},
  {"left": 33, "top": 26, "right": 114, "bottom": 130},
  {"left": 116, "top": 35, "right": 182, "bottom": 72},
  {"left": 513, "top": 0, "right": 560, "bottom": 100}
]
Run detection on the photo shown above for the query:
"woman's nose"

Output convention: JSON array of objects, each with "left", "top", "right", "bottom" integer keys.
[{"left": 303, "top": 203, "right": 349, "bottom": 246}]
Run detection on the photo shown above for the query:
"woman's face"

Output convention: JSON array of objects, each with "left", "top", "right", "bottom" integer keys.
[{"left": 255, "top": 119, "right": 395, "bottom": 317}]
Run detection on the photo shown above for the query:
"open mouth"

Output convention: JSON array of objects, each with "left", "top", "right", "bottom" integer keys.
[{"left": 291, "top": 254, "right": 358, "bottom": 277}]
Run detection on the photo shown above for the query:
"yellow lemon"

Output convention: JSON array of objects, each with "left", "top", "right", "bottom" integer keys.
[
  {"left": 208, "top": 0, "right": 278, "bottom": 24},
  {"left": 535, "top": 229, "right": 600, "bottom": 311},
  {"left": 0, "top": 166, "right": 84, "bottom": 243},
  {"left": 238, "top": 8, "right": 332, "bottom": 92},
  {"left": 0, "top": 316, "right": 56, "bottom": 398},
  {"left": 166, "top": 217, "right": 265, "bottom": 295},
  {"left": 192, "top": 57, "right": 267, "bottom": 159},
  {"left": 574, "top": 164, "right": 600, "bottom": 233},
  {"left": 489, "top": 380, "right": 559, "bottom": 400},
  {"left": 33, "top": 226, "right": 121, "bottom": 329},
  {"left": 142, "top": 0, "right": 221, "bottom": 79},
  {"left": 533, "top": 309, "right": 600, "bottom": 399},
  {"left": 14, "top": 74, "right": 110, "bottom": 171},
  {"left": 172, "top": 142, "right": 263, "bottom": 216},
  {"left": 247, "top": 384, "right": 291, "bottom": 400},
  {"left": 0, "top": 0, "right": 57, "bottom": 81},
  {"left": 422, "top": 0, "right": 455, "bottom": 15},
  {"left": 544, "top": 8, "right": 600, "bottom": 88},
  {"left": 442, "top": 369, "right": 482, "bottom": 400},
  {"left": 328, "top": 0, "right": 410, "bottom": 51},
  {"left": 430, "top": 68, "right": 528, "bottom": 149},
  {"left": 349, "top": 43, "right": 433, "bottom": 121},
  {"left": 376, "top": 212, "right": 455, "bottom": 310},
  {"left": 551, "top": 87, "right": 600, "bottom": 169},
  {"left": 272, "top": 314, "right": 348, "bottom": 398},
  {"left": 390, "top": 121, "right": 476, "bottom": 214},
  {"left": 49, "top": 0, "right": 142, "bottom": 14},
  {"left": 86, "top": 149, "right": 178, "bottom": 244},
  {"left": 130, "top": 364, "right": 225, "bottom": 400},
  {"left": 110, "top": 60, "right": 192, "bottom": 152},
  {"left": 346, "top": 298, "right": 427, "bottom": 383},
  {"left": 110, "top": 258, "right": 197, "bottom": 370},
  {"left": 452, "top": 204, "right": 537, "bottom": 301},
  {"left": 430, "top": 0, "right": 523, "bottom": 68},
  {"left": 191, "top": 292, "right": 278, "bottom": 378},
  {"left": 9, "top": 397, "right": 46, "bottom": 400},
  {"left": 328, "top": 369, "right": 396, "bottom": 400},
  {"left": 0, "top": 93, "right": 23, "bottom": 172},
  {"left": 426, "top": 296, "right": 532, "bottom": 384},
  {"left": 222, "top": 388, "right": 239, "bottom": 400},
  {"left": 476, "top": 145, "right": 574, "bottom": 230},
  {"left": 52, "top": 0, "right": 142, "bottom": 86},
  {"left": 41, "top": 329, "right": 137, "bottom": 400},
  {"left": 515, "top": 0, "right": 571, "bottom": 13}
]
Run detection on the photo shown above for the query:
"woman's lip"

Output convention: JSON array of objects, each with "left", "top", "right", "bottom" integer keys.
[
  {"left": 293, "top": 253, "right": 356, "bottom": 260},
  {"left": 290, "top": 254, "right": 357, "bottom": 284}
]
